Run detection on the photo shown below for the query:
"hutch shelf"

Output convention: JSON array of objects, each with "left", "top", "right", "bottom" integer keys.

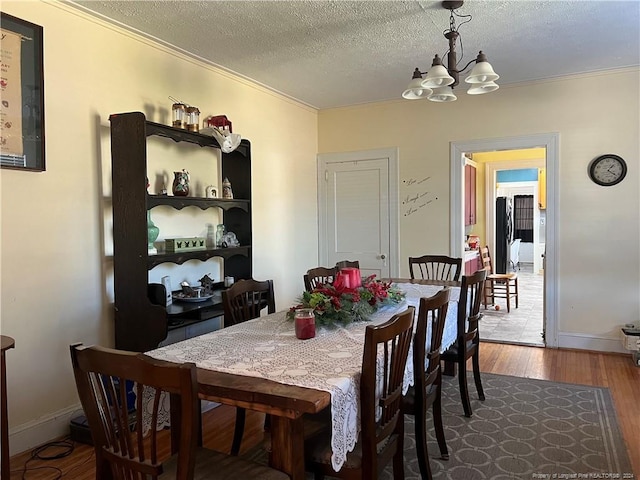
[{"left": 110, "top": 111, "right": 252, "bottom": 352}]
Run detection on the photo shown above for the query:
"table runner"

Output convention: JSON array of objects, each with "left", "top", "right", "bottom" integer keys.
[{"left": 147, "top": 283, "right": 459, "bottom": 471}]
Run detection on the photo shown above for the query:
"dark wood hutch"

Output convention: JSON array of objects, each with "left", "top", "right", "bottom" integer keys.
[{"left": 110, "top": 111, "right": 252, "bottom": 352}]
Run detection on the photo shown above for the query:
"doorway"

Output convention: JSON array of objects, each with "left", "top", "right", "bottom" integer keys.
[
  {"left": 478, "top": 157, "right": 545, "bottom": 346},
  {"left": 450, "top": 133, "right": 558, "bottom": 348}
]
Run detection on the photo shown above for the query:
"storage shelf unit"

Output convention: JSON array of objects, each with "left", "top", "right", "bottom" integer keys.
[{"left": 110, "top": 112, "right": 252, "bottom": 352}]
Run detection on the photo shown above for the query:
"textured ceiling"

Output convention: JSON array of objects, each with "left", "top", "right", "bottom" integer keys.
[{"left": 69, "top": 1, "right": 640, "bottom": 109}]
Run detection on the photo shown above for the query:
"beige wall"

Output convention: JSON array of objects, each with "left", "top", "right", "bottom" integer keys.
[
  {"left": 1, "top": 1, "right": 318, "bottom": 454},
  {"left": 318, "top": 69, "right": 640, "bottom": 347}
]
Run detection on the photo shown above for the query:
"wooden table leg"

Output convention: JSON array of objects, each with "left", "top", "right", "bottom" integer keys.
[
  {"left": 1, "top": 336, "right": 16, "bottom": 480},
  {"left": 269, "top": 415, "right": 305, "bottom": 480}
]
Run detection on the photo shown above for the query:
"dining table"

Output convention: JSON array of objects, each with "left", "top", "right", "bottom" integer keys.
[{"left": 145, "top": 278, "right": 461, "bottom": 479}]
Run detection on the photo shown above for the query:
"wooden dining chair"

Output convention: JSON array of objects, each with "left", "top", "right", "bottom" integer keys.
[
  {"left": 480, "top": 245, "right": 519, "bottom": 312},
  {"left": 222, "top": 278, "right": 276, "bottom": 327},
  {"left": 222, "top": 278, "right": 276, "bottom": 455},
  {"left": 441, "top": 269, "right": 487, "bottom": 417},
  {"left": 304, "top": 266, "right": 337, "bottom": 291},
  {"left": 402, "top": 288, "right": 451, "bottom": 479},
  {"left": 70, "top": 343, "right": 288, "bottom": 480},
  {"left": 335, "top": 260, "right": 360, "bottom": 269},
  {"left": 303, "top": 307, "right": 415, "bottom": 480},
  {"left": 409, "top": 255, "right": 463, "bottom": 281}
]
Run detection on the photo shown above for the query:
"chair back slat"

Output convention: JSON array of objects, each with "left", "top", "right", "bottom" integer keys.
[
  {"left": 480, "top": 246, "right": 493, "bottom": 273},
  {"left": 335, "top": 260, "right": 360, "bottom": 269},
  {"left": 458, "top": 270, "right": 487, "bottom": 340},
  {"left": 409, "top": 255, "right": 462, "bottom": 281},
  {"left": 413, "top": 288, "right": 451, "bottom": 394},
  {"left": 303, "top": 266, "right": 337, "bottom": 291}
]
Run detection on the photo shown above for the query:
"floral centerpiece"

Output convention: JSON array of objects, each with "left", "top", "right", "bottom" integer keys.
[{"left": 287, "top": 274, "right": 405, "bottom": 327}]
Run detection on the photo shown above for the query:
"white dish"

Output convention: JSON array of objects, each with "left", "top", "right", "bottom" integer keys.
[{"left": 172, "top": 293, "right": 214, "bottom": 303}]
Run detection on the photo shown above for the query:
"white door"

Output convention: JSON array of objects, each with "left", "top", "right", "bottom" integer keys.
[{"left": 318, "top": 148, "right": 399, "bottom": 279}]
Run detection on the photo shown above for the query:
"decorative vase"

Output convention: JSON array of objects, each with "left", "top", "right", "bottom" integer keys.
[
  {"left": 147, "top": 211, "right": 159, "bottom": 252},
  {"left": 172, "top": 170, "right": 189, "bottom": 196}
]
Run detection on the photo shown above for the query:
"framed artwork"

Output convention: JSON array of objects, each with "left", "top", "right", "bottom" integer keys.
[{"left": 1, "top": 12, "right": 45, "bottom": 171}]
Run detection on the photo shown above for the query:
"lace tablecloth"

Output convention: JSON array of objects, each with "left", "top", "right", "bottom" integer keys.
[{"left": 146, "top": 282, "right": 459, "bottom": 472}]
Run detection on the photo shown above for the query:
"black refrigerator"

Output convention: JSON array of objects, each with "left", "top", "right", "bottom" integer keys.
[{"left": 495, "top": 197, "right": 513, "bottom": 274}]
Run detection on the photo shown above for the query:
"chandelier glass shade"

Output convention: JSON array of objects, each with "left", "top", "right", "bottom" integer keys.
[
  {"left": 402, "top": 1, "right": 499, "bottom": 102},
  {"left": 429, "top": 86, "right": 457, "bottom": 102},
  {"left": 401, "top": 69, "right": 433, "bottom": 99}
]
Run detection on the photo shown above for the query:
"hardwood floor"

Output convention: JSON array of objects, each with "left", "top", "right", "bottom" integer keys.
[{"left": 9, "top": 343, "right": 640, "bottom": 478}]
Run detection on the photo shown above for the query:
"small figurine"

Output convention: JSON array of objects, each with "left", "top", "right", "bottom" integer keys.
[
  {"left": 199, "top": 274, "right": 216, "bottom": 295},
  {"left": 206, "top": 185, "right": 217, "bottom": 198},
  {"left": 222, "top": 177, "right": 233, "bottom": 199}
]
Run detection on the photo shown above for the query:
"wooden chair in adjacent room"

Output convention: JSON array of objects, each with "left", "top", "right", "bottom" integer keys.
[
  {"left": 409, "top": 255, "right": 463, "bottom": 282},
  {"left": 441, "top": 269, "right": 487, "bottom": 417},
  {"left": 335, "top": 260, "right": 360, "bottom": 269},
  {"left": 480, "top": 245, "right": 519, "bottom": 312},
  {"left": 70, "top": 343, "right": 288, "bottom": 480},
  {"left": 304, "top": 266, "right": 337, "bottom": 291},
  {"left": 303, "top": 307, "right": 415, "bottom": 480},
  {"left": 222, "top": 278, "right": 276, "bottom": 455},
  {"left": 402, "top": 288, "right": 451, "bottom": 479}
]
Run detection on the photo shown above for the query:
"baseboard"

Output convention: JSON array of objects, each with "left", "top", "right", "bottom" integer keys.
[
  {"left": 9, "top": 403, "right": 83, "bottom": 457},
  {"left": 9, "top": 400, "right": 221, "bottom": 457},
  {"left": 557, "top": 332, "right": 629, "bottom": 354}
]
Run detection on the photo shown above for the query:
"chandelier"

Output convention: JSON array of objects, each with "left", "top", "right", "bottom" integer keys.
[{"left": 402, "top": 1, "right": 499, "bottom": 103}]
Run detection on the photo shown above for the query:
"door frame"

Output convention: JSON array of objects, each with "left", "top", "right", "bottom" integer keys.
[
  {"left": 318, "top": 148, "right": 400, "bottom": 277},
  {"left": 450, "top": 133, "right": 559, "bottom": 348}
]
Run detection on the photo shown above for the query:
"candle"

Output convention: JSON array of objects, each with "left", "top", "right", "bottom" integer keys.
[
  {"left": 341, "top": 268, "right": 361, "bottom": 288},
  {"left": 336, "top": 271, "right": 351, "bottom": 288},
  {"left": 294, "top": 308, "right": 316, "bottom": 340}
]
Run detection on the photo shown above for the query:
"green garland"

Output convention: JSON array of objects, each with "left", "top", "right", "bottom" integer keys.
[{"left": 287, "top": 275, "right": 405, "bottom": 328}]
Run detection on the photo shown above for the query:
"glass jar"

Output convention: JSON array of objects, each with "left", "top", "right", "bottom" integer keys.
[
  {"left": 294, "top": 308, "right": 316, "bottom": 340},
  {"left": 185, "top": 106, "right": 200, "bottom": 132},
  {"left": 172, "top": 103, "right": 186, "bottom": 129}
]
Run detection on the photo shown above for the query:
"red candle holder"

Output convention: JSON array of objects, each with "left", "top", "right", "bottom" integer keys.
[
  {"left": 340, "top": 268, "right": 361, "bottom": 288},
  {"left": 294, "top": 308, "right": 316, "bottom": 340}
]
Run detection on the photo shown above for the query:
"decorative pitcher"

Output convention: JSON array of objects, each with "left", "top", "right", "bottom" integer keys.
[{"left": 172, "top": 169, "right": 189, "bottom": 196}]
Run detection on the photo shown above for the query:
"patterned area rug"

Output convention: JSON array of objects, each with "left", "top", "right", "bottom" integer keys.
[{"left": 245, "top": 373, "right": 634, "bottom": 479}]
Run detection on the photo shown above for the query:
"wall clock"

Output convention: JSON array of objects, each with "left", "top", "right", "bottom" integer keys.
[{"left": 588, "top": 154, "right": 627, "bottom": 186}]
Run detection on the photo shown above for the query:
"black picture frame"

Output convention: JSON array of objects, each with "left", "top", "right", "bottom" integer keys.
[{"left": 0, "top": 12, "right": 45, "bottom": 171}]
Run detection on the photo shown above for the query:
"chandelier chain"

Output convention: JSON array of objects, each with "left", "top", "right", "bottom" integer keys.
[{"left": 444, "top": 7, "right": 474, "bottom": 69}]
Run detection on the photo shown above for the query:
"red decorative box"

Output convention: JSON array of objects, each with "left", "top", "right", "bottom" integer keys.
[{"left": 204, "top": 115, "right": 233, "bottom": 133}]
